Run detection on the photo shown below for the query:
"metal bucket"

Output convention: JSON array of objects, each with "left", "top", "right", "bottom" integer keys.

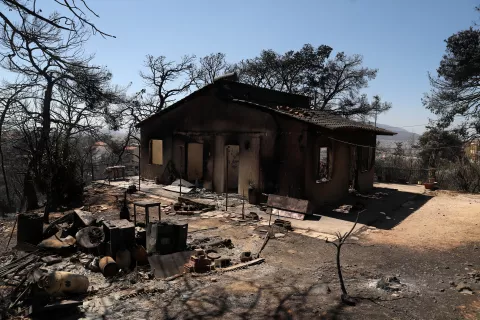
[
  {"left": 99, "top": 256, "right": 118, "bottom": 277},
  {"left": 132, "top": 245, "right": 148, "bottom": 265},
  {"left": 116, "top": 248, "right": 131, "bottom": 271}
]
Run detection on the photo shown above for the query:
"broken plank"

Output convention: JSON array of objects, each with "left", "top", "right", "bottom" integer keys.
[
  {"left": 164, "top": 273, "right": 184, "bottom": 281},
  {"left": 219, "top": 258, "right": 265, "bottom": 272},
  {"left": 163, "top": 185, "right": 193, "bottom": 194},
  {"left": 267, "top": 195, "right": 312, "bottom": 215},
  {"left": 271, "top": 208, "right": 305, "bottom": 220}
]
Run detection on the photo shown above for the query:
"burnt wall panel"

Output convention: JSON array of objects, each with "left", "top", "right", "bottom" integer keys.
[
  {"left": 139, "top": 94, "right": 277, "bottom": 186},
  {"left": 213, "top": 135, "right": 225, "bottom": 193},
  {"left": 271, "top": 118, "right": 308, "bottom": 199},
  {"left": 304, "top": 129, "right": 377, "bottom": 208},
  {"left": 140, "top": 130, "right": 173, "bottom": 182}
]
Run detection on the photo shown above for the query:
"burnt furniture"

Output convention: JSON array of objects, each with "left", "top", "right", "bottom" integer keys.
[
  {"left": 105, "top": 166, "right": 126, "bottom": 181},
  {"left": 146, "top": 222, "right": 188, "bottom": 254},
  {"left": 102, "top": 219, "right": 135, "bottom": 258},
  {"left": 133, "top": 200, "right": 161, "bottom": 226}
]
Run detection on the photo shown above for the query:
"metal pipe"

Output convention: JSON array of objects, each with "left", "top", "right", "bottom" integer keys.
[
  {"left": 268, "top": 206, "right": 272, "bottom": 227},
  {"left": 225, "top": 146, "right": 229, "bottom": 211},
  {"left": 5, "top": 214, "right": 17, "bottom": 251},
  {"left": 138, "top": 144, "right": 141, "bottom": 191},
  {"left": 242, "top": 189, "right": 245, "bottom": 219},
  {"left": 179, "top": 145, "right": 184, "bottom": 198}
]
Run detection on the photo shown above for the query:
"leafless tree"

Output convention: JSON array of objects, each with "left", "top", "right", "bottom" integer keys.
[
  {"left": 0, "top": 7, "right": 120, "bottom": 220},
  {"left": 0, "top": 0, "right": 113, "bottom": 49},
  {"left": 325, "top": 211, "right": 363, "bottom": 305},
  {"left": 139, "top": 54, "right": 197, "bottom": 112},
  {"left": 103, "top": 54, "right": 199, "bottom": 166},
  {"left": 194, "top": 52, "right": 230, "bottom": 88},
  {"left": 0, "top": 81, "right": 31, "bottom": 211}
]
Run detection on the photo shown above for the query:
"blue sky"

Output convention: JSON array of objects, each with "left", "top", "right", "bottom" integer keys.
[{"left": 49, "top": 0, "right": 479, "bottom": 133}]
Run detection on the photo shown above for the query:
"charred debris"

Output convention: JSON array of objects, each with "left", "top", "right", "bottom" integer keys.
[{"left": 0, "top": 182, "right": 300, "bottom": 318}]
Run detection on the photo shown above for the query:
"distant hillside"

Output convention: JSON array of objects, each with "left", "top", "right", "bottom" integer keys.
[{"left": 376, "top": 123, "right": 420, "bottom": 147}]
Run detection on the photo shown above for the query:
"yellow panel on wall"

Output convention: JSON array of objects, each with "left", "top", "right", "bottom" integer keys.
[{"left": 151, "top": 140, "right": 163, "bottom": 165}]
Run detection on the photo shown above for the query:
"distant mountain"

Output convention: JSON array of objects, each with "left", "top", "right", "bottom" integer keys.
[{"left": 376, "top": 123, "right": 420, "bottom": 147}]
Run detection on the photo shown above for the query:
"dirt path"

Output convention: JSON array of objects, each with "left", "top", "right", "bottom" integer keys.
[{"left": 365, "top": 183, "right": 480, "bottom": 250}]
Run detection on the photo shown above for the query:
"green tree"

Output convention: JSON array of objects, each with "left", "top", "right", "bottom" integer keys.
[
  {"left": 417, "top": 128, "right": 464, "bottom": 168},
  {"left": 393, "top": 142, "right": 405, "bottom": 158},
  {"left": 423, "top": 7, "right": 480, "bottom": 139},
  {"left": 233, "top": 44, "right": 391, "bottom": 118}
]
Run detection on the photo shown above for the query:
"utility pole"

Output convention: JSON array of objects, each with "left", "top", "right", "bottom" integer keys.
[
  {"left": 90, "top": 147, "right": 94, "bottom": 182},
  {"left": 242, "top": 189, "right": 245, "bottom": 219},
  {"left": 138, "top": 146, "right": 141, "bottom": 191},
  {"left": 179, "top": 145, "right": 184, "bottom": 198}
]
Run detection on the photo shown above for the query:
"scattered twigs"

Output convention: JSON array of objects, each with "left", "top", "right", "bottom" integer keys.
[
  {"left": 5, "top": 214, "right": 17, "bottom": 251},
  {"left": 9, "top": 282, "right": 31, "bottom": 309}
]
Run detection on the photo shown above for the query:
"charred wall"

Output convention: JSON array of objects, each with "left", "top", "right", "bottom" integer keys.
[{"left": 139, "top": 92, "right": 278, "bottom": 194}]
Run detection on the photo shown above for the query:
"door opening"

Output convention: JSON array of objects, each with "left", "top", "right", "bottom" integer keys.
[
  {"left": 187, "top": 143, "right": 203, "bottom": 182},
  {"left": 225, "top": 145, "right": 239, "bottom": 192}
]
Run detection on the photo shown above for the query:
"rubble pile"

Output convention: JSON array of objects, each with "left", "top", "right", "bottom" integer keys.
[{"left": 0, "top": 192, "right": 267, "bottom": 318}]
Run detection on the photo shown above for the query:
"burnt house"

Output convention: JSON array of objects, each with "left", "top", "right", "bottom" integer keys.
[{"left": 136, "top": 75, "right": 396, "bottom": 208}]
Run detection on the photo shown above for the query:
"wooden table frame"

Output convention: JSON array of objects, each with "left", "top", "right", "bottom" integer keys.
[{"left": 133, "top": 201, "right": 162, "bottom": 226}]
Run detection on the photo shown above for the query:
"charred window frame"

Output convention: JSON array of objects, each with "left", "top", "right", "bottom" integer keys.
[
  {"left": 317, "top": 143, "right": 332, "bottom": 182},
  {"left": 149, "top": 139, "right": 163, "bottom": 165}
]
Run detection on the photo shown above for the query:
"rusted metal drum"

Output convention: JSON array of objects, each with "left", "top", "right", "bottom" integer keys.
[
  {"left": 41, "top": 271, "right": 89, "bottom": 296},
  {"left": 99, "top": 256, "right": 118, "bottom": 277},
  {"left": 131, "top": 245, "right": 148, "bottom": 265}
]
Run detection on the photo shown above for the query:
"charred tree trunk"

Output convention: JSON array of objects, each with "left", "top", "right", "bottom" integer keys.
[
  {"left": 0, "top": 106, "right": 11, "bottom": 212},
  {"left": 22, "top": 167, "right": 38, "bottom": 211},
  {"left": 39, "top": 80, "right": 54, "bottom": 223},
  {"left": 336, "top": 243, "right": 347, "bottom": 296}
]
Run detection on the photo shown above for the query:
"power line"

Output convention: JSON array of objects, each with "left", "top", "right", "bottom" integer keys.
[{"left": 329, "top": 136, "right": 468, "bottom": 152}]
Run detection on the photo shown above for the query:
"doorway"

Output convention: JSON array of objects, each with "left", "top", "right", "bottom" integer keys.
[
  {"left": 187, "top": 143, "right": 203, "bottom": 182},
  {"left": 225, "top": 145, "right": 239, "bottom": 192},
  {"left": 349, "top": 146, "right": 358, "bottom": 191}
]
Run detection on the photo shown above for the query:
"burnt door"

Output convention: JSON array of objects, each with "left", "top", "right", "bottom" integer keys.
[
  {"left": 349, "top": 146, "right": 358, "bottom": 190},
  {"left": 187, "top": 143, "right": 203, "bottom": 181},
  {"left": 225, "top": 145, "right": 239, "bottom": 192}
]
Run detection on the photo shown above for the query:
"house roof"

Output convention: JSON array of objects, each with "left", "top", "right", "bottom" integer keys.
[
  {"left": 136, "top": 80, "right": 396, "bottom": 136},
  {"left": 232, "top": 100, "right": 396, "bottom": 135}
]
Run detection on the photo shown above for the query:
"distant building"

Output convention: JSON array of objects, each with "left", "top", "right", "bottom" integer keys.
[
  {"left": 91, "top": 142, "right": 139, "bottom": 180},
  {"left": 465, "top": 139, "right": 480, "bottom": 163},
  {"left": 123, "top": 145, "right": 140, "bottom": 176}
]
